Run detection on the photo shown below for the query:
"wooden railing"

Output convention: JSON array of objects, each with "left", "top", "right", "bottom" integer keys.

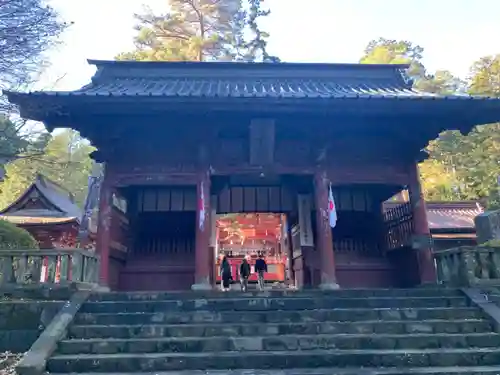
[
  {"left": 434, "top": 246, "right": 500, "bottom": 286},
  {"left": 383, "top": 202, "right": 414, "bottom": 251},
  {"left": 0, "top": 248, "right": 99, "bottom": 286}
]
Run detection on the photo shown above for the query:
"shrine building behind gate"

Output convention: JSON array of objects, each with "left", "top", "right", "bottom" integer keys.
[
  {"left": 7, "top": 60, "right": 500, "bottom": 291},
  {"left": 0, "top": 174, "right": 81, "bottom": 248}
]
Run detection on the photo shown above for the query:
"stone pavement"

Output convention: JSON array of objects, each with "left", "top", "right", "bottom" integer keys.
[{"left": 46, "top": 288, "right": 500, "bottom": 374}]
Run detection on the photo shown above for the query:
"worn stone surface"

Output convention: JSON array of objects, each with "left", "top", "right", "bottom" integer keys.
[
  {"left": 0, "top": 301, "right": 63, "bottom": 352},
  {"left": 32, "top": 367, "right": 500, "bottom": 375},
  {"left": 475, "top": 210, "right": 500, "bottom": 244},
  {"left": 79, "top": 296, "right": 468, "bottom": 314},
  {"left": 57, "top": 333, "right": 500, "bottom": 355},
  {"left": 434, "top": 246, "right": 500, "bottom": 287},
  {"left": 0, "top": 284, "right": 77, "bottom": 301},
  {"left": 73, "top": 306, "right": 484, "bottom": 326},
  {"left": 88, "top": 288, "right": 462, "bottom": 302},
  {"left": 46, "top": 349, "right": 500, "bottom": 372},
  {"left": 46, "top": 289, "right": 500, "bottom": 373},
  {"left": 16, "top": 290, "right": 91, "bottom": 375},
  {"left": 68, "top": 319, "right": 492, "bottom": 339}
]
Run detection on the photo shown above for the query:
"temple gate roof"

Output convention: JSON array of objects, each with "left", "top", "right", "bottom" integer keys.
[{"left": 6, "top": 60, "right": 500, "bottom": 132}]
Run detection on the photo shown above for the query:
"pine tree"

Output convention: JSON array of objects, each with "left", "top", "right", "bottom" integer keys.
[
  {"left": 118, "top": 0, "right": 278, "bottom": 62},
  {"left": 242, "top": 0, "right": 280, "bottom": 62}
]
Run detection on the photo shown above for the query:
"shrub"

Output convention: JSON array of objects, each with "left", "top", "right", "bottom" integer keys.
[
  {"left": 0, "top": 220, "right": 38, "bottom": 250},
  {"left": 481, "top": 239, "right": 500, "bottom": 248}
]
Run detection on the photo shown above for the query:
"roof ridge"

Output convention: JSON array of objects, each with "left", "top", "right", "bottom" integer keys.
[{"left": 87, "top": 59, "right": 412, "bottom": 70}]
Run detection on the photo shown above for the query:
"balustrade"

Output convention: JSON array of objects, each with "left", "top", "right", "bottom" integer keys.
[
  {"left": 434, "top": 246, "right": 500, "bottom": 286},
  {"left": 0, "top": 248, "right": 99, "bottom": 286}
]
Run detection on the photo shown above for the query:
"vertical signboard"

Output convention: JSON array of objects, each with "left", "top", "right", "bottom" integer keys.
[{"left": 297, "top": 194, "right": 314, "bottom": 247}]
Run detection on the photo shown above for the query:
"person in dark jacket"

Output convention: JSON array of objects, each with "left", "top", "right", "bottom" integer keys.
[
  {"left": 240, "top": 258, "right": 251, "bottom": 292},
  {"left": 220, "top": 256, "right": 232, "bottom": 292},
  {"left": 254, "top": 253, "right": 267, "bottom": 291}
]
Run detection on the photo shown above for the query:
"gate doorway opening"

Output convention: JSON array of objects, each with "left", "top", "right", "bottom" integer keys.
[
  {"left": 215, "top": 213, "right": 288, "bottom": 289},
  {"left": 119, "top": 185, "right": 197, "bottom": 291}
]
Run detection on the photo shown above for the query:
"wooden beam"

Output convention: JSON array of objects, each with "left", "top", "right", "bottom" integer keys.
[{"left": 249, "top": 119, "right": 275, "bottom": 166}]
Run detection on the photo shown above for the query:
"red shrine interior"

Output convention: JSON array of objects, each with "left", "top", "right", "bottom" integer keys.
[{"left": 215, "top": 213, "right": 287, "bottom": 284}]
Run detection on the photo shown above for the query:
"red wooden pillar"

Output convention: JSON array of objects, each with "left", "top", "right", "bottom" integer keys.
[
  {"left": 96, "top": 168, "right": 112, "bottom": 288},
  {"left": 409, "top": 163, "right": 437, "bottom": 284},
  {"left": 313, "top": 170, "right": 339, "bottom": 289},
  {"left": 191, "top": 170, "right": 212, "bottom": 290}
]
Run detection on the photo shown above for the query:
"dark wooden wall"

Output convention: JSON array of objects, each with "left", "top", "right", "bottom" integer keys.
[
  {"left": 136, "top": 187, "right": 197, "bottom": 212},
  {"left": 216, "top": 186, "right": 296, "bottom": 214},
  {"left": 303, "top": 186, "right": 397, "bottom": 288},
  {"left": 118, "top": 186, "right": 197, "bottom": 291},
  {"left": 100, "top": 117, "right": 412, "bottom": 190}
]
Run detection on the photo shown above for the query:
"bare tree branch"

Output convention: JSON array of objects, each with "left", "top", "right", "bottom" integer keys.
[{"left": 0, "top": 1, "right": 69, "bottom": 164}]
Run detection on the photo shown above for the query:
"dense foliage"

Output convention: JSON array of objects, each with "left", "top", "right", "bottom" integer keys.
[
  {"left": 0, "top": 220, "right": 38, "bottom": 250},
  {"left": 360, "top": 38, "right": 500, "bottom": 208},
  {"left": 0, "top": 129, "right": 94, "bottom": 208},
  {"left": 117, "top": 0, "right": 278, "bottom": 62}
]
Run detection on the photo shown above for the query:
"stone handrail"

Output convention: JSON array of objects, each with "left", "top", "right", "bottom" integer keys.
[
  {"left": 434, "top": 246, "right": 500, "bottom": 287},
  {"left": 0, "top": 248, "right": 99, "bottom": 286}
]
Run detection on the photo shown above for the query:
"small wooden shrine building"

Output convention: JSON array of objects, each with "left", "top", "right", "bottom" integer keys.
[
  {"left": 426, "top": 201, "right": 483, "bottom": 249},
  {"left": 7, "top": 60, "right": 500, "bottom": 290},
  {"left": 0, "top": 174, "right": 81, "bottom": 248},
  {"left": 385, "top": 200, "right": 483, "bottom": 250}
]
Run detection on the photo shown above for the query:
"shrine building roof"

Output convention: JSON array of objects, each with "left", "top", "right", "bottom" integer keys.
[
  {"left": 10, "top": 60, "right": 421, "bottom": 99},
  {"left": 7, "top": 59, "right": 500, "bottom": 135},
  {"left": 384, "top": 200, "right": 483, "bottom": 232},
  {"left": 0, "top": 174, "right": 82, "bottom": 226},
  {"left": 3, "top": 59, "right": 485, "bottom": 100}
]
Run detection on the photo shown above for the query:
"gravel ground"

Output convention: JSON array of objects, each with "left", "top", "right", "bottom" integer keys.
[{"left": 0, "top": 352, "right": 23, "bottom": 374}]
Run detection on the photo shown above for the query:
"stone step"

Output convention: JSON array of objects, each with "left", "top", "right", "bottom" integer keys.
[
  {"left": 74, "top": 307, "right": 484, "bottom": 325},
  {"left": 46, "top": 348, "right": 500, "bottom": 372},
  {"left": 68, "top": 319, "right": 493, "bottom": 339},
  {"left": 88, "top": 288, "right": 463, "bottom": 301},
  {"left": 45, "top": 367, "right": 500, "bottom": 375},
  {"left": 79, "top": 296, "right": 468, "bottom": 313},
  {"left": 57, "top": 333, "right": 500, "bottom": 355}
]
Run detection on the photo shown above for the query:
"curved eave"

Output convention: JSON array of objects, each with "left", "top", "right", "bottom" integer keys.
[
  {"left": 0, "top": 216, "right": 78, "bottom": 226},
  {"left": 7, "top": 90, "right": 500, "bottom": 135}
]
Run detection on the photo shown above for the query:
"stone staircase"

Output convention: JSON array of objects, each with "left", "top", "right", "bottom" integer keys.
[{"left": 47, "top": 288, "right": 500, "bottom": 374}]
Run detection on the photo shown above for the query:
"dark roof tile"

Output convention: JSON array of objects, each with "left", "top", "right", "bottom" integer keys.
[
  {"left": 68, "top": 77, "right": 425, "bottom": 99},
  {"left": 7, "top": 60, "right": 488, "bottom": 101}
]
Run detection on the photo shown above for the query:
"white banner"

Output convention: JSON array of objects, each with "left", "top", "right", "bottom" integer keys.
[{"left": 297, "top": 194, "right": 314, "bottom": 247}]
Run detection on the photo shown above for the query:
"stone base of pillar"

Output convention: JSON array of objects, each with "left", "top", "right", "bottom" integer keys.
[
  {"left": 191, "top": 282, "right": 213, "bottom": 291},
  {"left": 94, "top": 285, "right": 110, "bottom": 293},
  {"left": 319, "top": 282, "right": 340, "bottom": 290},
  {"left": 418, "top": 281, "right": 439, "bottom": 288}
]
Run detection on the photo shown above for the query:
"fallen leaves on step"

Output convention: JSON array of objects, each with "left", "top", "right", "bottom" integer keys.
[{"left": 0, "top": 351, "right": 23, "bottom": 374}]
